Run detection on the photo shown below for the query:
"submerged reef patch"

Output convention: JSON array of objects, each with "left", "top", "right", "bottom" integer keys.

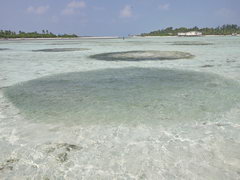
[
  {"left": 4, "top": 68, "right": 240, "bottom": 126},
  {"left": 42, "top": 143, "right": 82, "bottom": 163},
  {"left": 0, "top": 158, "right": 19, "bottom": 171},
  {"left": 167, "top": 41, "right": 213, "bottom": 46},
  {"left": 90, "top": 51, "right": 194, "bottom": 61},
  {"left": 32, "top": 48, "right": 89, "bottom": 52},
  {"left": 201, "top": 65, "right": 214, "bottom": 68},
  {"left": 0, "top": 48, "right": 10, "bottom": 51}
]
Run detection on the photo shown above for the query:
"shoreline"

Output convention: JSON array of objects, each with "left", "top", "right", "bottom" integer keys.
[
  {"left": 0, "top": 36, "right": 120, "bottom": 41},
  {"left": 141, "top": 34, "right": 238, "bottom": 37},
  {"left": 0, "top": 35, "right": 238, "bottom": 41}
]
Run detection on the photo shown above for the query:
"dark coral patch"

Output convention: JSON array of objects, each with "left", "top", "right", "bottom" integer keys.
[
  {"left": 90, "top": 51, "right": 194, "bottom": 61},
  {"left": 32, "top": 48, "right": 89, "bottom": 52}
]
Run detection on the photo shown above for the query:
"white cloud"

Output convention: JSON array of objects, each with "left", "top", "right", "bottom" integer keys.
[
  {"left": 62, "top": 1, "right": 86, "bottom": 15},
  {"left": 27, "top": 6, "right": 49, "bottom": 15},
  {"left": 159, "top": 3, "right": 170, "bottom": 11},
  {"left": 120, "top": 5, "right": 133, "bottom": 18},
  {"left": 67, "top": 1, "right": 86, "bottom": 9}
]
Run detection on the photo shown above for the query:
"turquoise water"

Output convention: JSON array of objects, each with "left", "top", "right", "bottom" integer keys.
[
  {"left": 0, "top": 36, "right": 240, "bottom": 179},
  {"left": 4, "top": 68, "right": 240, "bottom": 126}
]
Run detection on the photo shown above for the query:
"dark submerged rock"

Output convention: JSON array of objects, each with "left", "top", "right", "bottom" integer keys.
[
  {"left": 0, "top": 48, "right": 10, "bottom": 51},
  {"left": 90, "top": 50, "right": 194, "bottom": 61},
  {"left": 32, "top": 48, "right": 89, "bottom": 52}
]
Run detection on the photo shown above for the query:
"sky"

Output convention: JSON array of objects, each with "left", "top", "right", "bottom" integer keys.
[{"left": 0, "top": 0, "right": 240, "bottom": 36}]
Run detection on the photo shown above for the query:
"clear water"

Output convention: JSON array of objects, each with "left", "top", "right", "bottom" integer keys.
[
  {"left": 4, "top": 68, "right": 240, "bottom": 127},
  {"left": 0, "top": 36, "right": 240, "bottom": 179}
]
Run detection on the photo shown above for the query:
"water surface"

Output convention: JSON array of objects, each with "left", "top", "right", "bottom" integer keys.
[
  {"left": 0, "top": 36, "right": 240, "bottom": 179},
  {"left": 4, "top": 68, "right": 240, "bottom": 126}
]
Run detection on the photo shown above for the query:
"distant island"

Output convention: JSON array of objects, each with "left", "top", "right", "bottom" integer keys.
[
  {"left": 141, "top": 24, "right": 240, "bottom": 36},
  {"left": 0, "top": 30, "right": 78, "bottom": 39}
]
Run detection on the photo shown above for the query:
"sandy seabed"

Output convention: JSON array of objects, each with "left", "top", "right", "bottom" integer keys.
[{"left": 0, "top": 36, "right": 240, "bottom": 179}]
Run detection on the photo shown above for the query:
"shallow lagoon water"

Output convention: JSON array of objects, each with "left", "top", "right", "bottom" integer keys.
[
  {"left": 167, "top": 41, "right": 213, "bottom": 46},
  {"left": 0, "top": 36, "right": 240, "bottom": 179},
  {"left": 4, "top": 68, "right": 240, "bottom": 126}
]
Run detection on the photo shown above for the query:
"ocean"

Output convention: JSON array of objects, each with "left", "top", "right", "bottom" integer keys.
[{"left": 0, "top": 36, "right": 240, "bottom": 179}]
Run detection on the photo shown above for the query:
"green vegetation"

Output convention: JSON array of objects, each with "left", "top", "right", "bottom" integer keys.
[
  {"left": 0, "top": 30, "right": 78, "bottom": 39},
  {"left": 141, "top": 24, "right": 240, "bottom": 36}
]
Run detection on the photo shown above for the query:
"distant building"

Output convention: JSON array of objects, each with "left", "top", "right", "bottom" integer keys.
[
  {"left": 178, "top": 32, "right": 187, "bottom": 37},
  {"left": 232, "top": 33, "right": 240, "bottom": 36},
  {"left": 178, "top": 31, "right": 202, "bottom": 37}
]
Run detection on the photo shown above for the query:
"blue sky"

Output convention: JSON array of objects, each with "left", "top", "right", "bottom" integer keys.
[{"left": 0, "top": 0, "right": 240, "bottom": 36}]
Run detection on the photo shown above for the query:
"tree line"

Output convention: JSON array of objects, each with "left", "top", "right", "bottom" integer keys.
[
  {"left": 0, "top": 30, "right": 78, "bottom": 39},
  {"left": 141, "top": 24, "right": 240, "bottom": 36}
]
